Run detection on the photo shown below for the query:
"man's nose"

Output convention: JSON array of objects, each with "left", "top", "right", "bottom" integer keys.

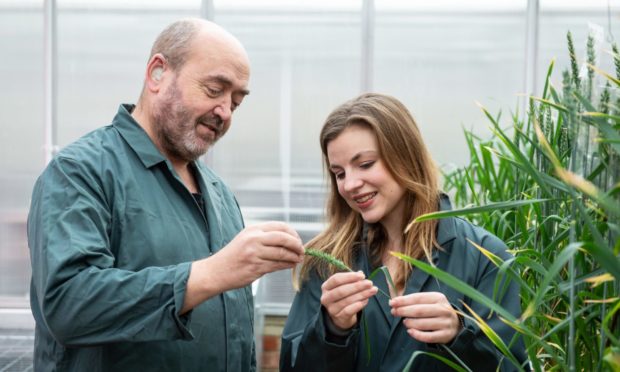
[{"left": 214, "top": 99, "right": 232, "bottom": 122}]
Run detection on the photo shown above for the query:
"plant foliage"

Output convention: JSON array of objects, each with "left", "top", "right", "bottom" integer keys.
[{"left": 396, "top": 30, "right": 620, "bottom": 371}]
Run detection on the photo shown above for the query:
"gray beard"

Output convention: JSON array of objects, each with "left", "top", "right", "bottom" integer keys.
[{"left": 151, "top": 81, "right": 212, "bottom": 162}]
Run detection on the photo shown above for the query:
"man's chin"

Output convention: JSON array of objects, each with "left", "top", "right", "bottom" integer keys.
[
  {"left": 195, "top": 130, "right": 218, "bottom": 144},
  {"left": 184, "top": 142, "right": 212, "bottom": 160}
]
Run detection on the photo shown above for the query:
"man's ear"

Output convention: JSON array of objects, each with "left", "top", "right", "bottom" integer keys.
[{"left": 146, "top": 53, "right": 167, "bottom": 91}]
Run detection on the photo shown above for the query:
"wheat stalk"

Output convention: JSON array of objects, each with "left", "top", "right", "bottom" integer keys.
[
  {"left": 304, "top": 248, "right": 393, "bottom": 300},
  {"left": 304, "top": 248, "right": 353, "bottom": 272}
]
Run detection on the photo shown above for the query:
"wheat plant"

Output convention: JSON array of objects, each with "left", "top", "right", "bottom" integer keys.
[{"left": 395, "top": 31, "right": 620, "bottom": 371}]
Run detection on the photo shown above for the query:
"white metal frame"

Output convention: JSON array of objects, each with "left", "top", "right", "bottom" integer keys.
[{"left": 0, "top": 0, "right": 543, "bottom": 337}]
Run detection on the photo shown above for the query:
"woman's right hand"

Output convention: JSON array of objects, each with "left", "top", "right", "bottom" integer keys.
[{"left": 320, "top": 271, "right": 378, "bottom": 330}]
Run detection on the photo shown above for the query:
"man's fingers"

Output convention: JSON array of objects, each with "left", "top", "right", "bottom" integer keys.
[
  {"left": 259, "top": 230, "right": 304, "bottom": 256},
  {"left": 255, "top": 221, "right": 302, "bottom": 240},
  {"left": 268, "top": 259, "right": 298, "bottom": 272},
  {"left": 259, "top": 245, "right": 304, "bottom": 264}
]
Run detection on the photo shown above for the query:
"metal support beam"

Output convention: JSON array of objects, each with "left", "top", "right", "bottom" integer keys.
[
  {"left": 279, "top": 54, "right": 292, "bottom": 223},
  {"left": 201, "top": 0, "right": 215, "bottom": 21},
  {"left": 201, "top": 0, "right": 215, "bottom": 166},
  {"left": 44, "top": 0, "right": 58, "bottom": 164},
  {"left": 361, "top": 0, "right": 375, "bottom": 93},
  {"left": 523, "top": 0, "right": 539, "bottom": 111}
]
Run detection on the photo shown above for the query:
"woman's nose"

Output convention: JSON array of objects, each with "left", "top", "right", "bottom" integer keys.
[{"left": 343, "top": 174, "right": 363, "bottom": 192}]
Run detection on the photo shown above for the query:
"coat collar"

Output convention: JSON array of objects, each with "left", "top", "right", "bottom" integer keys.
[
  {"left": 436, "top": 193, "right": 458, "bottom": 246},
  {"left": 360, "top": 193, "right": 458, "bottom": 327},
  {"left": 114, "top": 104, "right": 224, "bottom": 247},
  {"left": 113, "top": 103, "right": 220, "bottom": 186},
  {"left": 114, "top": 104, "right": 168, "bottom": 169}
]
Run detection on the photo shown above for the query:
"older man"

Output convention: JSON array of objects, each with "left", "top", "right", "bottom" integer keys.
[{"left": 28, "top": 18, "right": 304, "bottom": 371}]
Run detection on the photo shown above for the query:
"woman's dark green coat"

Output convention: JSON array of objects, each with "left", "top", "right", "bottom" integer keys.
[{"left": 280, "top": 197, "right": 528, "bottom": 371}]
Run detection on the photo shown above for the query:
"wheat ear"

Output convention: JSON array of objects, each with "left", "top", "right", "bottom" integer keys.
[{"left": 304, "top": 248, "right": 353, "bottom": 272}]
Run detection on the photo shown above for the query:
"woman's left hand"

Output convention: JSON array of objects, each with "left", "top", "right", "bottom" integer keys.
[{"left": 389, "top": 292, "right": 461, "bottom": 344}]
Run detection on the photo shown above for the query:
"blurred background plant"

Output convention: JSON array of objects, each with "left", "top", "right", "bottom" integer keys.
[{"left": 405, "top": 30, "right": 620, "bottom": 371}]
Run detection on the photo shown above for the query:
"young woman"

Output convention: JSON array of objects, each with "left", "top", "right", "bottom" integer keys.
[{"left": 280, "top": 93, "right": 527, "bottom": 371}]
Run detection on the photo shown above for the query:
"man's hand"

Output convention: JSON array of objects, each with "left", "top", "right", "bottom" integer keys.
[
  {"left": 320, "top": 271, "right": 377, "bottom": 330},
  {"left": 182, "top": 221, "right": 304, "bottom": 313}
]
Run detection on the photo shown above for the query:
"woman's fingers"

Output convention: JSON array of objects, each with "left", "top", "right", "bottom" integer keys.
[
  {"left": 389, "top": 291, "right": 446, "bottom": 307},
  {"left": 321, "top": 272, "right": 376, "bottom": 311},
  {"left": 325, "top": 286, "right": 377, "bottom": 310},
  {"left": 390, "top": 303, "right": 455, "bottom": 318},
  {"left": 321, "top": 274, "right": 375, "bottom": 304},
  {"left": 403, "top": 315, "right": 454, "bottom": 331},
  {"left": 333, "top": 299, "right": 370, "bottom": 320},
  {"left": 406, "top": 328, "right": 456, "bottom": 344},
  {"left": 321, "top": 271, "right": 366, "bottom": 291},
  {"left": 390, "top": 292, "right": 460, "bottom": 344},
  {"left": 321, "top": 272, "right": 378, "bottom": 330}
]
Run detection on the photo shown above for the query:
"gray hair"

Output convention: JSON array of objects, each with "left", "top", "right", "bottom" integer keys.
[{"left": 149, "top": 18, "right": 201, "bottom": 71}]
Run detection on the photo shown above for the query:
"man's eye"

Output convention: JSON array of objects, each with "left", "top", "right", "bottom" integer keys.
[{"left": 207, "top": 87, "right": 221, "bottom": 96}]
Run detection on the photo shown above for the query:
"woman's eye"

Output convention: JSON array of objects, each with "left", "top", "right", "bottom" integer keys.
[
  {"left": 335, "top": 172, "right": 345, "bottom": 180},
  {"left": 360, "top": 161, "right": 375, "bottom": 169}
]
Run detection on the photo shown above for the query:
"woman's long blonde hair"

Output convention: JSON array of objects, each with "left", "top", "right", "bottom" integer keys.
[{"left": 295, "top": 93, "right": 440, "bottom": 290}]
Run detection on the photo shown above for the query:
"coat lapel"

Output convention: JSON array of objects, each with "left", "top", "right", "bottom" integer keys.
[
  {"left": 366, "top": 261, "right": 394, "bottom": 326},
  {"left": 195, "top": 163, "right": 224, "bottom": 252},
  {"left": 387, "top": 249, "right": 441, "bottom": 337},
  {"left": 387, "top": 194, "right": 458, "bottom": 338},
  {"left": 357, "top": 225, "right": 394, "bottom": 326}
]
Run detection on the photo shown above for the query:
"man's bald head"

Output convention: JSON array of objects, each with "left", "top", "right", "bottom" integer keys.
[{"left": 148, "top": 18, "right": 248, "bottom": 73}]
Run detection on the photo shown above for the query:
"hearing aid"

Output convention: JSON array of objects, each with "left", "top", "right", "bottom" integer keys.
[{"left": 152, "top": 67, "right": 163, "bottom": 81}]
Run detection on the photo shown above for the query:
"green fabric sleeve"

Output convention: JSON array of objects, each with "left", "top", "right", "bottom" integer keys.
[{"left": 29, "top": 156, "right": 195, "bottom": 346}]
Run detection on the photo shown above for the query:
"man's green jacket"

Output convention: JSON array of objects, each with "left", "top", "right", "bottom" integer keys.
[{"left": 28, "top": 104, "right": 255, "bottom": 371}]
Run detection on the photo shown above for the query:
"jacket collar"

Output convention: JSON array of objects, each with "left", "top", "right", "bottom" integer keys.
[
  {"left": 114, "top": 104, "right": 168, "bottom": 169},
  {"left": 114, "top": 104, "right": 223, "bottom": 246},
  {"left": 436, "top": 193, "right": 457, "bottom": 246},
  {"left": 361, "top": 193, "right": 457, "bottom": 327},
  {"left": 113, "top": 104, "right": 220, "bottom": 186},
  {"left": 360, "top": 193, "right": 457, "bottom": 263}
]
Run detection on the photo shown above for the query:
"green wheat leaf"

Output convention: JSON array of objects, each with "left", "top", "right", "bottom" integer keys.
[
  {"left": 362, "top": 312, "right": 371, "bottom": 365},
  {"left": 403, "top": 350, "right": 470, "bottom": 372},
  {"left": 368, "top": 265, "right": 395, "bottom": 299},
  {"left": 412, "top": 199, "right": 549, "bottom": 223}
]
